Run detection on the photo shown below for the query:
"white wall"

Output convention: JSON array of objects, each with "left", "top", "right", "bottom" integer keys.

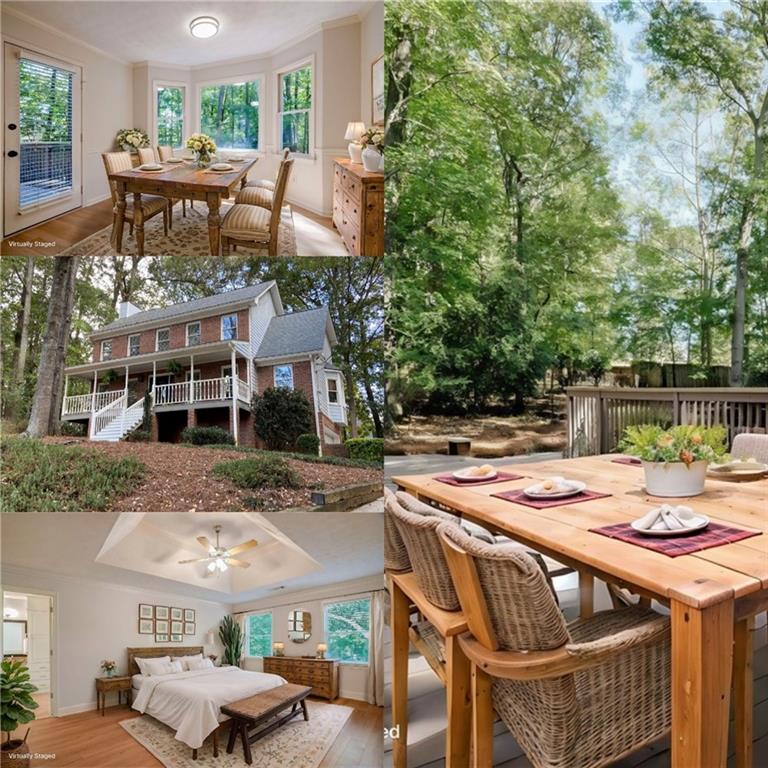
[
  {"left": 2, "top": 567, "right": 229, "bottom": 716},
  {"left": 360, "top": 2, "right": 384, "bottom": 126}
]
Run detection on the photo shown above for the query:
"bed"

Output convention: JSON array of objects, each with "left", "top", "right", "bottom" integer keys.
[{"left": 126, "top": 646, "right": 287, "bottom": 755}]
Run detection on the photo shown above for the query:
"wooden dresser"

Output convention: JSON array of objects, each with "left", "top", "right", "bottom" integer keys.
[
  {"left": 262, "top": 656, "right": 339, "bottom": 700},
  {"left": 332, "top": 158, "right": 384, "bottom": 257}
]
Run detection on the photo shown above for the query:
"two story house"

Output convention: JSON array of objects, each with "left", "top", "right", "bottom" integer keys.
[{"left": 60, "top": 282, "right": 348, "bottom": 452}]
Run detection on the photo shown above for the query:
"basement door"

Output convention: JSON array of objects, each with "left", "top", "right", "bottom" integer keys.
[{"left": 3, "top": 44, "right": 82, "bottom": 236}]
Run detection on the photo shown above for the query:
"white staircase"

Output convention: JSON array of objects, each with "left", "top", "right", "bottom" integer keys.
[{"left": 91, "top": 396, "right": 145, "bottom": 442}]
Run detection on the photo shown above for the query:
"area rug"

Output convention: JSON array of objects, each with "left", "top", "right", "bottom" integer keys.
[
  {"left": 120, "top": 700, "right": 352, "bottom": 768},
  {"left": 60, "top": 202, "right": 297, "bottom": 257}
]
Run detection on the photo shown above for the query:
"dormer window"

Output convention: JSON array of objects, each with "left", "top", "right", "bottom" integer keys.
[
  {"left": 101, "top": 339, "right": 113, "bottom": 361},
  {"left": 221, "top": 314, "right": 238, "bottom": 340},
  {"left": 327, "top": 377, "right": 339, "bottom": 403},
  {"left": 156, "top": 328, "right": 170, "bottom": 351},
  {"left": 187, "top": 321, "right": 201, "bottom": 346}
]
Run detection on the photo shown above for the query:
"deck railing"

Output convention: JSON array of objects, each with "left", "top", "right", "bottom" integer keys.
[
  {"left": 91, "top": 394, "right": 127, "bottom": 437},
  {"left": 62, "top": 390, "right": 122, "bottom": 416},
  {"left": 566, "top": 387, "right": 768, "bottom": 457},
  {"left": 153, "top": 376, "right": 249, "bottom": 406}
]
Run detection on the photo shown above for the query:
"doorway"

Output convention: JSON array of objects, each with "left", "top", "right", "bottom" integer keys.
[{"left": 3, "top": 44, "right": 82, "bottom": 236}]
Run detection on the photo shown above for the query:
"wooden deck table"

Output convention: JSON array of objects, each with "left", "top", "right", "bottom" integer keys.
[
  {"left": 108, "top": 158, "right": 257, "bottom": 256},
  {"left": 393, "top": 455, "right": 767, "bottom": 768}
]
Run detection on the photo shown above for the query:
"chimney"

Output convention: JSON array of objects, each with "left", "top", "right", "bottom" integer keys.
[{"left": 118, "top": 301, "right": 141, "bottom": 319}]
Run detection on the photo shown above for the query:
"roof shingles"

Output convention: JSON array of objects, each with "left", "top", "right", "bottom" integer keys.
[{"left": 256, "top": 307, "right": 331, "bottom": 359}]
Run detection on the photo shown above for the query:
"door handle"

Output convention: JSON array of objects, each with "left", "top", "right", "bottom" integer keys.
[
  {"left": 8, "top": 124, "right": 17, "bottom": 130},
  {"left": 7, "top": 150, "right": 18, "bottom": 157}
]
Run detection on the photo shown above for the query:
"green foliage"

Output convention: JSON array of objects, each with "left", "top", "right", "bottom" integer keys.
[
  {"left": 19, "top": 58, "right": 72, "bottom": 143},
  {"left": 200, "top": 81, "right": 260, "bottom": 150},
  {"left": 181, "top": 426, "right": 234, "bottom": 446},
  {"left": 59, "top": 421, "right": 85, "bottom": 436},
  {"left": 252, "top": 387, "right": 313, "bottom": 451},
  {"left": 218, "top": 616, "right": 243, "bottom": 667},
  {"left": 295, "top": 433, "right": 320, "bottom": 456},
  {"left": 345, "top": 437, "right": 384, "bottom": 463},
  {"left": 324, "top": 599, "right": 371, "bottom": 664},
  {"left": 156, "top": 86, "right": 183, "bottom": 148},
  {"left": 1, "top": 659, "right": 39, "bottom": 739},
  {"left": 280, "top": 66, "right": 311, "bottom": 154},
  {"left": 246, "top": 614, "right": 272, "bottom": 657},
  {"left": 212, "top": 455, "right": 301, "bottom": 489},
  {"left": 197, "top": 443, "right": 380, "bottom": 469},
  {"left": 1, "top": 438, "right": 145, "bottom": 512},
  {"left": 619, "top": 424, "right": 727, "bottom": 464},
  {"left": 125, "top": 428, "right": 151, "bottom": 442}
]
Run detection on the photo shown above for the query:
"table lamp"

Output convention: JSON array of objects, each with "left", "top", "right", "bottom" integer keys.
[
  {"left": 273, "top": 642, "right": 285, "bottom": 657},
  {"left": 344, "top": 122, "right": 366, "bottom": 164},
  {"left": 316, "top": 643, "right": 327, "bottom": 659}
]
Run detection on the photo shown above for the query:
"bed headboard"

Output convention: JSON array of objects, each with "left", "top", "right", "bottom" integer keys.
[{"left": 127, "top": 646, "right": 204, "bottom": 676}]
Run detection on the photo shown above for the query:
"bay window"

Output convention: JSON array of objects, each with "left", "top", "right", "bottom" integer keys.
[
  {"left": 155, "top": 84, "right": 185, "bottom": 148},
  {"left": 199, "top": 78, "right": 261, "bottom": 150},
  {"left": 278, "top": 63, "right": 312, "bottom": 156}
]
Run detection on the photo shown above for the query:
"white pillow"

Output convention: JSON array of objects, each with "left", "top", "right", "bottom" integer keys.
[
  {"left": 144, "top": 658, "right": 182, "bottom": 676},
  {"left": 178, "top": 653, "right": 203, "bottom": 671},
  {"left": 186, "top": 658, "right": 214, "bottom": 671},
  {"left": 135, "top": 655, "right": 169, "bottom": 676}
]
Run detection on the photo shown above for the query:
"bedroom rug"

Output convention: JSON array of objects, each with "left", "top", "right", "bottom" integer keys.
[
  {"left": 59, "top": 203, "right": 297, "bottom": 257},
  {"left": 120, "top": 700, "right": 353, "bottom": 768}
]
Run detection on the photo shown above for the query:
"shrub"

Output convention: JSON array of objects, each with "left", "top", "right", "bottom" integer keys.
[
  {"left": 345, "top": 437, "right": 384, "bottom": 463},
  {"left": 295, "top": 433, "right": 320, "bottom": 455},
  {"left": 212, "top": 455, "right": 301, "bottom": 489},
  {"left": 252, "top": 388, "right": 313, "bottom": 451},
  {"left": 181, "top": 426, "right": 234, "bottom": 445},
  {"left": 125, "top": 428, "right": 151, "bottom": 442},
  {"left": 59, "top": 421, "right": 85, "bottom": 436}
]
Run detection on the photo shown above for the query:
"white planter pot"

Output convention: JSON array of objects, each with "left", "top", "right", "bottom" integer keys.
[
  {"left": 362, "top": 147, "right": 382, "bottom": 172},
  {"left": 642, "top": 460, "right": 708, "bottom": 497}
]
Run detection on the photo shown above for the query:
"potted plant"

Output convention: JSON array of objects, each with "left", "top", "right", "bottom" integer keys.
[
  {"left": 1, "top": 660, "right": 38, "bottom": 768},
  {"left": 360, "top": 126, "right": 384, "bottom": 172},
  {"left": 116, "top": 128, "right": 150, "bottom": 154},
  {"left": 100, "top": 659, "right": 117, "bottom": 677},
  {"left": 185, "top": 133, "right": 217, "bottom": 168},
  {"left": 619, "top": 424, "right": 727, "bottom": 497},
  {"left": 167, "top": 359, "right": 184, "bottom": 378},
  {"left": 218, "top": 616, "right": 243, "bottom": 667}
]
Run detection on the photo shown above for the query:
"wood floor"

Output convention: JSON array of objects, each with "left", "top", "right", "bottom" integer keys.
[{"left": 12, "top": 696, "right": 382, "bottom": 767}]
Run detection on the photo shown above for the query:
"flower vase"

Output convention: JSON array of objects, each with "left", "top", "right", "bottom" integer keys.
[
  {"left": 362, "top": 147, "right": 382, "bottom": 172},
  {"left": 641, "top": 460, "right": 708, "bottom": 497},
  {"left": 196, "top": 151, "right": 211, "bottom": 169}
]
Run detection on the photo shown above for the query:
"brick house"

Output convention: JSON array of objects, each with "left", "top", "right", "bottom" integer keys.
[{"left": 60, "top": 282, "right": 347, "bottom": 452}]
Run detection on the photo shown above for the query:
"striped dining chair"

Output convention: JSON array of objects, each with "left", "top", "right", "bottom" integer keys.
[
  {"left": 157, "top": 146, "right": 191, "bottom": 216},
  {"left": 136, "top": 147, "right": 182, "bottom": 225},
  {"left": 241, "top": 148, "right": 289, "bottom": 192}
]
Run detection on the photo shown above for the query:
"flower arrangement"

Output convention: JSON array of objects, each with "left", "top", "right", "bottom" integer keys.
[
  {"left": 100, "top": 659, "right": 117, "bottom": 677},
  {"left": 619, "top": 424, "right": 727, "bottom": 465},
  {"left": 360, "top": 126, "right": 384, "bottom": 154},
  {"left": 116, "top": 129, "right": 150, "bottom": 153},
  {"left": 186, "top": 133, "right": 217, "bottom": 167}
]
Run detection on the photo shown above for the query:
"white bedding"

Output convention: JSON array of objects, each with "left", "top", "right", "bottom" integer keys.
[
  {"left": 132, "top": 666, "right": 286, "bottom": 749},
  {"left": 132, "top": 673, "right": 147, "bottom": 690}
]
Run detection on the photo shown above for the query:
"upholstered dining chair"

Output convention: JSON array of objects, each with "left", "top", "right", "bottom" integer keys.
[
  {"left": 241, "top": 147, "right": 289, "bottom": 192},
  {"left": 101, "top": 151, "right": 169, "bottom": 242},
  {"left": 220, "top": 159, "right": 294, "bottom": 256},
  {"left": 437, "top": 522, "right": 672, "bottom": 768},
  {"left": 233, "top": 152, "right": 291, "bottom": 211},
  {"left": 731, "top": 432, "right": 768, "bottom": 463},
  {"left": 137, "top": 147, "right": 157, "bottom": 164},
  {"left": 157, "top": 146, "right": 191, "bottom": 216}
]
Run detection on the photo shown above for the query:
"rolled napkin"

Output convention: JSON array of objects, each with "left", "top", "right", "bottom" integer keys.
[{"left": 633, "top": 504, "right": 705, "bottom": 531}]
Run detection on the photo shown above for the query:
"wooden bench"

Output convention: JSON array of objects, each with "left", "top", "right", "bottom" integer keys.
[{"left": 220, "top": 683, "right": 312, "bottom": 765}]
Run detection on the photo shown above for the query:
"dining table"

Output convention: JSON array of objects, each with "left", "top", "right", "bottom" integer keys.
[
  {"left": 107, "top": 158, "right": 258, "bottom": 256},
  {"left": 392, "top": 455, "right": 768, "bottom": 768}
]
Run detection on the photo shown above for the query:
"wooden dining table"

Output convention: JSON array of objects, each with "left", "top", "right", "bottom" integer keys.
[
  {"left": 393, "top": 455, "right": 768, "bottom": 768},
  {"left": 107, "top": 158, "right": 257, "bottom": 256}
]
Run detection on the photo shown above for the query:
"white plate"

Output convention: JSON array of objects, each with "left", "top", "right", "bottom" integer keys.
[
  {"left": 709, "top": 461, "right": 768, "bottom": 474},
  {"left": 210, "top": 163, "right": 234, "bottom": 171},
  {"left": 630, "top": 515, "right": 710, "bottom": 537},
  {"left": 451, "top": 468, "right": 498, "bottom": 482},
  {"left": 165, "top": 158, "right": 183, "bottom": 164},
  {"left": 523, "top": 479, "right": 586, "bottom": 499},
  {"left": 136, "top": 164, "right": 164, "bottom": 172},
  {"left": 227, "top": 157, "right": 245, "bottom": 162}
]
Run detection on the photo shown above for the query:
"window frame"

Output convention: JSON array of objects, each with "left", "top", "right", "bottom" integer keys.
[
  {"left": 273, "top": 363, "right": 294, "bottom": 390},
  {"left": 100, "top": 339, "right": 113, "bottom": 361},
  {"left": 186, "top": 321, "right": 201, "bottom": 347},
  {"left": 194, "top": 73, "right": 265, "bottom": 152},
  {"left": 275, "top": 57, "right": 314, "bottom": 159},
  {"left": 156, "top": 327, "right": 170, "bottom": 352},
  {"left": 326, "top": 375, "right": 340, "bottom": 404},
  {"left": 220, "top": 314, "right": 238, "bottom": 341},
  {"left": 322, "top": 596, "right": 372, "bottom": 666},
  {"left": 128, "top": 334, "right": 140, "bottom": 357},
  {"left": 244, "top": 611, "right": 273, "bottom": 659},
  {"left": 152, "top": 80, "right": 187, "bottom": 150}
]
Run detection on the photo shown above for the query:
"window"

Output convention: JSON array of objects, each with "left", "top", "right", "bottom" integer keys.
[
  {"left": 274, "top": 364, "right": 293, "bottom": 389},
  {"left": 186, "top": 321, "right": 201, "bottom": 347},
  {"left": 156, "top": 328, "right": 170, "bottom": 351},
  {"left": 128, "top": 334, "right": 140, "bottom": 357},
  {"left": 100, "top": 339, "right": 112, "bottom": 361},
  {"left": 324, "top": 598, "right": 370, "bottom": 664},
  {"left": 279, "top": 64, "right": 311, "bottom": 155},
  {"left": 246, "top": 612, "right": 272, "bottom": 657},
  {"left": 327, "top": 377, "right": 339, "bottom": 404},
  {"left": 199, "top": 79, "right": 260, "bottom": 150},
  {"left": 156, "top": 84, "right": 184, "bottom": 148},
  {"left": 221, "top": 314, "right": 238, "bottom": 340}
]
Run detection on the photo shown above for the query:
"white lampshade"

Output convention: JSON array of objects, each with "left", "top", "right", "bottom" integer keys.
[
  {"left": 344, "top": 122, "right": 365, "bottom": 141},
  {"left": 190, "top": 16, "right": 219, "bottom": 39}
]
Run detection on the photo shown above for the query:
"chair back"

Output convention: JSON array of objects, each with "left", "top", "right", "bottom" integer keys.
[
  {"left": 137, "top": 147, "right": 157, "bottom": 164},
  {"left": 101, "top": 151, "right": 133, "bottom": 204},
  {"left": 384, "top": 488, "right": 411, "bottom": 573},
  {"left": 270, "top": 159, "right": 294, "bottom": 237},
  {"left": 731, "top": 432, "right": 768, "bottom": 464},
  {"left": 157, "top": 146, "right": 173, "bottom": 161}
]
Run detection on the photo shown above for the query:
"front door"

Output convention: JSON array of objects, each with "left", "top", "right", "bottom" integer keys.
[{"left": 3, "top": 44, "right": 83, "bottom": 235}]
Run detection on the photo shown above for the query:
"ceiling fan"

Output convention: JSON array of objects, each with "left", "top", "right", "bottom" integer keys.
[{"left": 178, "top": 525, "right": 258, "bottom": 573}]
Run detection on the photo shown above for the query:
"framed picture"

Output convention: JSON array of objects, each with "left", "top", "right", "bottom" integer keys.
[
  {"left": 371, "top": 54, "right": 384, "bottom": 125},
  {"left": 170, "top": 634, "right": 183, "bottom": 643},
  {"left": 155, "top": 634, "right": 168, "bottom": 643},
  {"left": 171, "top": 621, "right": 183, "bottom": 635},
  {"left": 170, "top": 607, "right": 183, "bottom": 621},
  {"left": 184, "top": 622, "right": 195, "bottom": 636},
  {"left": 139, "top": 604, "right": 153, "bottom": 620},
  {"left": 155, "top": 620, "right": 169, "bottom": 634},
  {"left": 155, "top": 606, "right": 169, "bottom": 620},
  {"left": 183, "top": 609, "right": 195, "bottom": 622},
  {"left": 138, "top": 619, "right": 154, "bottom": 635}
]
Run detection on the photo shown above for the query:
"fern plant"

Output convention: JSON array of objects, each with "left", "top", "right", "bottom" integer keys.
[
  {"left": 1, "top": 660, "right": 38, "bottom": 743},
  {"left": 219, "top": 616, "right": 243, "bottom": 667},
  {"left": 619, "top": 424, "right": 727, "bottom": 465}
]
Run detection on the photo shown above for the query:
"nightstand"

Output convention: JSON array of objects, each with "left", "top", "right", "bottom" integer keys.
[{"left": 95, "top": 675, "right": 132, "bottom": 715}]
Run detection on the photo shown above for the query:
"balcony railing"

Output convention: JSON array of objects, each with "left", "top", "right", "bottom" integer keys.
[
  {"left": 62, "top": 390, "right": 122, "bottom": 416},
  {"left": 153, "top": 376, "right": 249, "bottom": 406}
]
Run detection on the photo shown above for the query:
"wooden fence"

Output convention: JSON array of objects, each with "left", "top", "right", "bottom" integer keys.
[{"left": 566, "top": 387, "right": 768, "bottom": 457}]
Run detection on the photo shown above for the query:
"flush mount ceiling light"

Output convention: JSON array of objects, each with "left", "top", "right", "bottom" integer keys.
[{"left": 190, "top": 16, "right": 219, "bottom": 39}]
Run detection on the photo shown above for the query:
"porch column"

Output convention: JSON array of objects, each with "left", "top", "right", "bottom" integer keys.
[
  {"left": 246, "top": 357, "right": 252, "bottom": 400},
  {"left": 62, "top": 375, "right": 70, "bottom": 415},
  {"left": 152, "top": 360, "right": 157, "bottom": 401},
  {"left": 189, "top": 355, "right": 195, "bottom": 403},
  {"left": 124, "top": 365, "right": 129, "bottom": 402},
  {"left": 231, "top": 347, "right": 239, "bottom": 446},
  {"left": 89, "top": 370, "right": 97, "bottom": 438}
]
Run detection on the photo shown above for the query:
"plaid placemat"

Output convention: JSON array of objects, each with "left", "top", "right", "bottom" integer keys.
[
  {"left": 435, "top": 471, "right": 524, "bottom": 487},
  {"left": 491, "top": 488, "right": 611, "bottom": 509},
  {"left": 590, "top": 521, "right": 761, "bottom": 557},
  {"left": 610, "top": 456, "right": 642, "bottom": 466}
]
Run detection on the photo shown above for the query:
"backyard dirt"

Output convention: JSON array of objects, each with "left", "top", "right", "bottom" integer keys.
[{"left": 42, "top": 438, "right": 383, "bottom": 512}]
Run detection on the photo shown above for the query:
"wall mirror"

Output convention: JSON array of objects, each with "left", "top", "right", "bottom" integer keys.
[{"left": 287, "top": 610, "right": 311, "bottom": 643}]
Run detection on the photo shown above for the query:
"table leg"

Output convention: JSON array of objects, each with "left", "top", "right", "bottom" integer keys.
[
  {"left": 301, "top": 698, "right": 309, "bottom": 721},
  {"left": 128, "top": 687, "right": 132, "bottom": 707},
  {"left": 226, "top": 719, "right": 238, "bottom": 753},
  {"left": 133, "top": 193, "right": 145, "bottom": 257},
  {"left": 114, "top": 182, "right": 127, "bottom": 253},
  {"left": 579, "top": 572, "right": 594, "bottom": 618},
  {"left": 671, "top": 598, "right": 733, "bottom": 768},
  {"left": 207, "top": 193, "right": 221, "bottom": 256},
  {"left": 241, "top": 722, "right": 253, "bottom": 765},
  {"left": 445, "top": 633, "right": 471, "bottom": 768},
  {"left": 391, "top": 579, "right": 410, "bottom": 768},
  {"left": 472, "top": 663, "right": 494, "bottom": 768},
  {"left": 734, "top": 616, "right": 754, "bottom": 768},
  {"left": 212, "top": 728, "right": 219, "bottom": 758}
]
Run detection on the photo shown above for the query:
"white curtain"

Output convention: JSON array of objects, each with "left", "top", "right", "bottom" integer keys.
[
  {"left": 237, "top": 613, "right": 248, "bottom": 668},
  {"left": 367, "top": 590, "right": 385, "bottom": 705}
]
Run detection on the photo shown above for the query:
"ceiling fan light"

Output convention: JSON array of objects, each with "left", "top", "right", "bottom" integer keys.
[
  {"left": 190, "top": 16, "right": 219, "bottom": 39},
  {"left": 217, "top": 559, "right": 228, "bottom": 572},
  {"left": 207, "top": 561, "right": 216, "bottom": 573}
]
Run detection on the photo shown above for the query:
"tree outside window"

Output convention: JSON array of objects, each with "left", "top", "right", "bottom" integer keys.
[
  {"left": 246, "top": 612, "right": 272, "bottom": 657},
  {"left": 200, "top": 80, "right": 260, "bottom": 150},
  {"left": 274, "top": 364, "right": 293, "bottom": 389},
  {"left": 156, "top": 86, "right": 184, "bottom": 148},
  {"left": 101, "top": 340, "right": 112, "bottom": 361},
  {"left": 279, "top": 65, "right": 311, "bottom": 155},
  {"left": 324, "top": 598, "right": 370, "bottom": 664},
  {"left": 221, "top": 314, "right": 238, "bottom": 340}
]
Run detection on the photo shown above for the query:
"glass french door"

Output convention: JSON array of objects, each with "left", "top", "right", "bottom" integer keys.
[{"left": 3, "top": 44, "right": 82, "bottom": 236}]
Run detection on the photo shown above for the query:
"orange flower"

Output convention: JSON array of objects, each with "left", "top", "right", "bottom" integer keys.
[
  {"left": 679, "top": 449, "right": 694, "bottom": 465},
  {"left": 691, "top": 433, "right": 702, "bottom": 445}
]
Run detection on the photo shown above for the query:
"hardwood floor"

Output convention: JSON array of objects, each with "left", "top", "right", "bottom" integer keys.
[{"left": 12, "top": 695, "right": 382, "bottom": 767}]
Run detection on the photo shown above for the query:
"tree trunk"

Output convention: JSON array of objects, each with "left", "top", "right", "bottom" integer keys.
[
  {"left": 345, "top": 368, "right": 358, "bottom": 438},
  {"left": 24, "top": 256, "right": 80, "bottom": 438},
  {"left": 13, "top": 256, "right": 35, "bottom": 387}
]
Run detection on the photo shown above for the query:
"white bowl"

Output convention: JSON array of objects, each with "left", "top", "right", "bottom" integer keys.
[{"left": 523, "top": 478, "right": 586, "bottom": 499}]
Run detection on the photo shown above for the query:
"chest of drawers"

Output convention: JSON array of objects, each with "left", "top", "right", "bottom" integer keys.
[
  {"left": 333, "top": 158, "right": 384, "bottom": 256},
  {"left": 262, "top": 656, "right": 339, "bottom": 700}
]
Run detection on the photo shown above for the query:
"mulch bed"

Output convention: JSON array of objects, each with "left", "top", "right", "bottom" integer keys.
[{"left": 42, "top": 438, "right": 382, "bottom": 512}]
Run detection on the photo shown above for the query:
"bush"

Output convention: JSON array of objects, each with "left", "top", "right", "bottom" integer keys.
[
  {"left": 252, "top": 388, "right": 313, "bottom": 451},
  {"left": 125, "top": 429, "right": 151, "bottom": 442},
  {"left": 212, "top": 455, "right": 301, "bottom": 489},
  {"left": 181, "top": 426, "right": 234, "bottom": 446},
  {"left": 192, "top": 444, "right": 381, "bottom": 469},
  {"left": 345, "top": 437, "right": 384, "bottom": 463},
  {"left": 295, "top": 433, "right": 320, "bottom": 455},
  {"left": 59, "top": 421, "right": 85, "bottom": 436}
]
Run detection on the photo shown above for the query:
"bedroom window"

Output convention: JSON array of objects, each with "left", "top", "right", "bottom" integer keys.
[
  {"left": 246, "top": 612, "right": 272, "bottom": 657},
  {"left": 221, "top": 314, "right": 238, "bottom": 340},
  {"left": 100, "top": 339, "right": 112, "bottom": 361},
  {"left": 274, "top": 364, "right": 293, "bottom": 389},
  {"left": 128, "top": 334, "right": 140, "bottom": 357},
  {"left": 323, "top": 598, "right": 370, "bottom": 664}
]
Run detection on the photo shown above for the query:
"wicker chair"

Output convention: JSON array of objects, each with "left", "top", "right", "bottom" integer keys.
[
  {"left": 438, "top": 523, "right": 672, "bottom": 768},
  {"left": 384, "top": 487, "right": 411, "bottom": 574},
  {"left": 731, "top": 432, "right": 768, "bottom": 463},
  {"left": 157, "top": 146, "right": 191, "bottom": 216},
  {"left": 220, "top": 159, "right": 293, "bottom": 256},
  {"left": 241, "top": 148, "right": 289, "bottom": 191}
]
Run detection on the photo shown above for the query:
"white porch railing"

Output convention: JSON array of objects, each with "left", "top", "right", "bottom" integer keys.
[
  {"left": 154, "top": 376, "right": 249, "bottom": 406},
  {"left": 92, "top": 394, "right": 126, "bottom": 437},
  {"left": 62, "top": 390, "right": 122, "bottom": 416}
]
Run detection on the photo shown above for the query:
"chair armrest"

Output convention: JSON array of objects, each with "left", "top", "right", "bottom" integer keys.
[{"left": 565, "top": 615, "right": 669, "bottom": 659}]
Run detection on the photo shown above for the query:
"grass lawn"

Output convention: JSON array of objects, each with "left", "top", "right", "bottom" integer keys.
[{"left": 1, "top": 437, "right": 146, "bottom": 512}]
